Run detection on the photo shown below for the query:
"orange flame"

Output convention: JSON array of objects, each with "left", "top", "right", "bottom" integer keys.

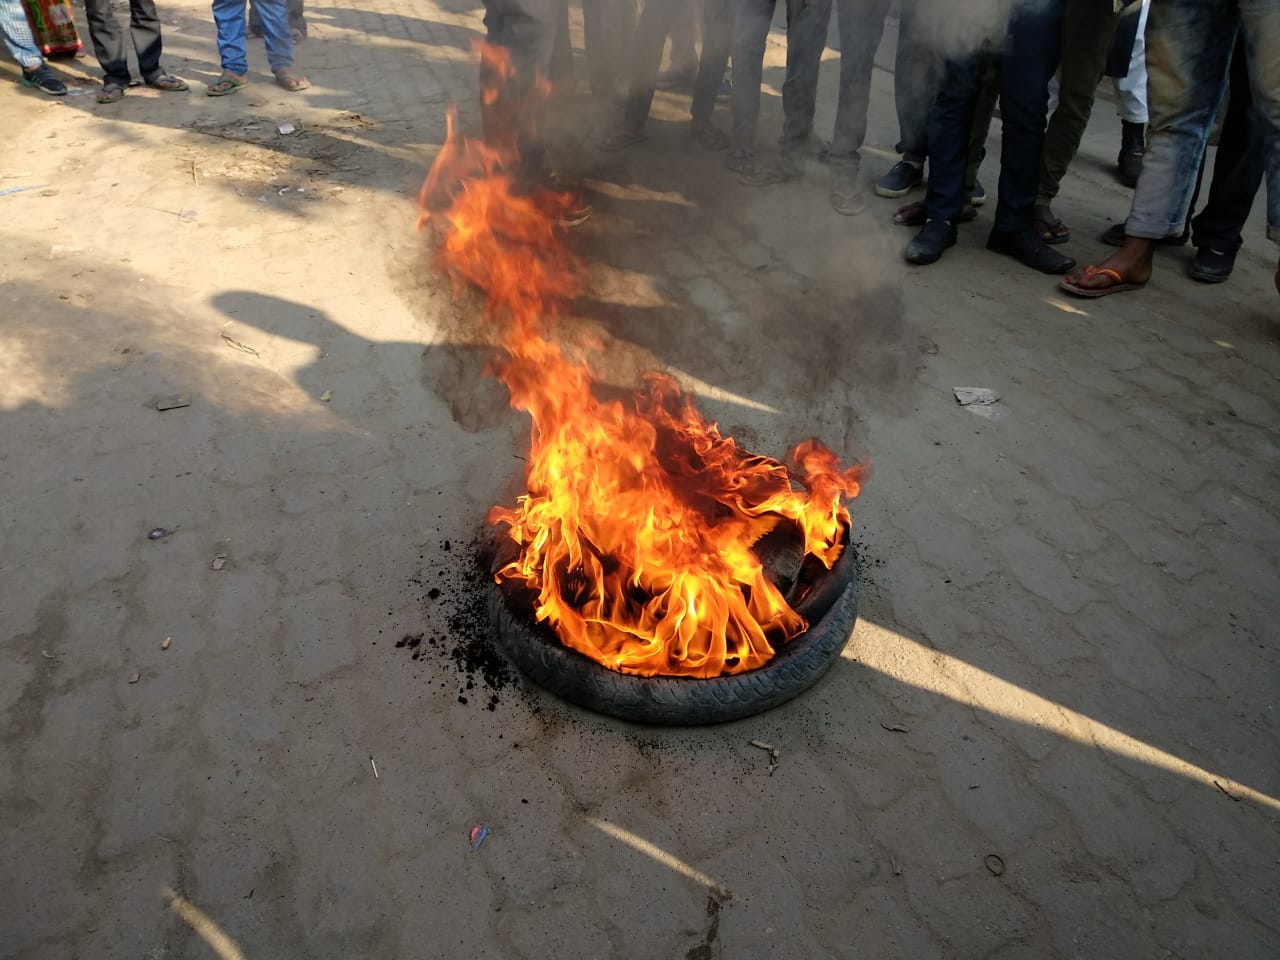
[{"left": 420, "top": 45, "right": 864, "bottom": 678}]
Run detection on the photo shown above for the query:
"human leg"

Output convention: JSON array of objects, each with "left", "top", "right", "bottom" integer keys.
[
  {"left": 127, "top": 0, "right": 165, "bottom": 81},
  {"left": 921, "top": 53, "right": 985, "bottom": 226},
  {"left": 728, "top": 0, "right": 774, "bottom": 156},
  {"left": 1126, "top": 0, "right": 1238, "bottom": 241},
  {"left": 0, "top": 0, "right": 65, "bottom": 92},
  {"left": 210, "top": 0, "right": 250, "bottom": 76},
  {"left": 690, "top": 0, "right": 732, "bottom": 131},
  {"left": 617, "top": 0, "right": 676, "bottom": 133},
  {"left": 81, "top": 0, "right": 131, "bottom": 86},
  {"left": 1238, "top": 0, "right": 1280, "bottom": 247},
  {"left": 989, "top": 0, "right": 1075, "bottom": 273},
  {"left": 1190, "top": 38, "right": 1263, "bottom": 267},
  {"left": 828, "top": 0, "right": 891, "bottom": 168},
  {"left": 778, "top": 0, "right": 832, "bottom": 152},
  {"left": 1067, "top": 0, "right": 1242, "bottom": 294},
  {"left": 1035, "top": 0, "right": 1115, "bottom": 207},
  {"left": 254, "top": 0, "right": 297, "bottom": 76}
]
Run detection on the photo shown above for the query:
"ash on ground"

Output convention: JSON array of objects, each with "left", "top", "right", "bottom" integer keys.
[{"left": 397, "top": 536, "right": 516, "bottom": 711}]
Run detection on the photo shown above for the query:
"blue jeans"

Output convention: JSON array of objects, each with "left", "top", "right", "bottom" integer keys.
[
  {"left": 924, "top": 0, "right": 1065, "bottom": 232},
  {"left": 0, "top": 0, "right": 43, "bottom": 69},
  {"left": 1125, "top": 0, "right": 1280, "bottom": 241},
  {"left": 212, "top": 0, "right": 293, "bottom": 74}
]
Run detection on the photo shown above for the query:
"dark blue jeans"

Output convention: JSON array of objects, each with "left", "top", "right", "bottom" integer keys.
[{"left": 924, "top": 0, "right": 1065, "bottom": 232}]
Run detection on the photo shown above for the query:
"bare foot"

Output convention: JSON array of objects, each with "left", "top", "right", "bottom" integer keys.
[{"left": 1065, "top": 236, "right": 1155, "bottom": 292}]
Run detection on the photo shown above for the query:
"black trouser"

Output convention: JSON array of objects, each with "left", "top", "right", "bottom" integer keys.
[
  {"left": 1189, "top": 36, "right": 1264, "bottom": 254},
  {"left": 250, "top": 0, "right": 306, "bottom": 36},
  {"left": 82, "top": 0, "right": 163, "bottom": 85},
  {"left": 622, "top": 0, "right": 732, "bottom": 129}
]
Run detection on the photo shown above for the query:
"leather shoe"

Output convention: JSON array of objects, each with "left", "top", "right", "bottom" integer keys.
[
  {"left": 1189, "top": 245, "right": 1236, "bottom": 283},
  {"left": 905, "top": 219, "right": 957, "bottom": 265},
  {"left": 987, "top": 228, "right": 1075, "bottom": 275}
]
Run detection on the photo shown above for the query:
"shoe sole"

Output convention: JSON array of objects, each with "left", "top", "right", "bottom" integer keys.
[
  {"left": 875, "top": 182, "right": 919, "bottom": 199},
  {"left": 1189, "top": 266, "right": 1231, "bottom": 283}
]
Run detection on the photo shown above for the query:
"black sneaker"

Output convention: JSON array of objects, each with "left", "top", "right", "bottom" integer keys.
[
  {"left": 970, "top": 179, "right": 986, "bottom": 206},
  {"left": 987, "top": 228, "right": 1075, "bottom": 275},
  {"left": 875, "top": 159, "right": 923, "bottom": 198},
  {"left": 21, "top": 64, "right": 66, "bottom": 96},
  {"left": 1189, "top": 245, "right": 1236, "bottom": 283},
  {"left": 905, "top": 219, "right": 957, "bottom": 266}
]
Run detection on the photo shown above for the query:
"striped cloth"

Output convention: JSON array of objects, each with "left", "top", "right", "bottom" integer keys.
[{"left": 1, "top": 0, "right": 43, "bottom": 68}]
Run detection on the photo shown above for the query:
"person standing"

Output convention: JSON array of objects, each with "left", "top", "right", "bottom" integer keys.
[
  {"left": 1, "top": 0, "right": 67, "bottom": 94},
  {"left": 904, "top": 0, "right": 1074, "bottom": 275},
  {"left": 726, "top": 0, "right": 832, "bottom": 179},
  {"left": 208, "top": 0, "right": 307, "bottom": 95},
  {"left": 597, "top": 0, "right": 733, "bottom": 152},
  {"left": 1062, "top": 0, "right": 1279, "bottom": 299},
  {"left": 82, "top": 0, "right": 187, "bottom": 102}
]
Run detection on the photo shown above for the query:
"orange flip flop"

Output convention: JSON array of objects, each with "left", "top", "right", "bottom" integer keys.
[{"left": 1060, "top": 265, "right": 1147, "bottom": 298}]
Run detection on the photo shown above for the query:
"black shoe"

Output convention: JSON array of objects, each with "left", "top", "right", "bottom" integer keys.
[
  {"left": 21, "top": 64, "right": 66, "bottom": 96},
  {"left": 875, "top": 159, "right": 923, "bottom": 198},
  {"left": 905, "top": 219, "right": 957, "bottom": 265},
  {"left": 1118, "top": 121, "right": 1145, "bottom": 187},
  {"left": 1189, "top": 245, "right": 1236, "bottom": 283},
  {"left": 987, "top": 228, "right": 1075, "bottom": 275},
  {"left": 970, "top": 179, "right": 986, "bottom": 206},
  {"left": 1102, "top": 222, "right": 1191, "bottom": 247}
]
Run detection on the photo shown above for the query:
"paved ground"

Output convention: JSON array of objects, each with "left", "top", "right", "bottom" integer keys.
[{"left": 2, "top": 2, "right": 1278, "bottom": 958}]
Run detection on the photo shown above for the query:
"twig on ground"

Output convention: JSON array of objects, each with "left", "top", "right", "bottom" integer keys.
[
  {"left": 1213, "top": 779, "right": 1241, "bottom": 801},
  {"left": 221, "top": 322, "right": 261, "bottom": 357}
]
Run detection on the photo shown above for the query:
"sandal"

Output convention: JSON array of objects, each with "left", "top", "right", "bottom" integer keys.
[
  {"left": 598, "top": 126, "right": 646, "bottom": 152},
  {"left": 146, "top": 74, "right": 188, "bottom": 92},
  {"left": 1032, "top": 216, "right": 1071, "bottom": 245},
  {"left": 1060, "top": 265, "right": 1147, "bottom": 298},
  {"left": 274, "top": 68, "right": 310, "bottom": 92},
  {"left": 96, "top": 81, "right": 126, "bottom": 103},
  {"left": 207, "top": 73, "right": 246, "bottom": 96},
  {"left": 689, "top": 121, "right": 729, "bottom": 151},
  {"left": 893, "top": 200, "right": 976, "bottom": 227}
]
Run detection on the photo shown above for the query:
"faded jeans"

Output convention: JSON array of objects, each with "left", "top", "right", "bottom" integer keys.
[
  {"left": 1125, "top": 0, "right": 1280, "bottom": 241},
  {"left": 212, "top": 0, "right": 293, "bottom": 74},
  {"left": 729, "top": 0, "right": 832, "bottom": 152}
]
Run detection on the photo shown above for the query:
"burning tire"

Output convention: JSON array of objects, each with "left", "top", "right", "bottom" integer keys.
[{"left": 487, "top": 531, "right": 859, "bottom": 725}]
